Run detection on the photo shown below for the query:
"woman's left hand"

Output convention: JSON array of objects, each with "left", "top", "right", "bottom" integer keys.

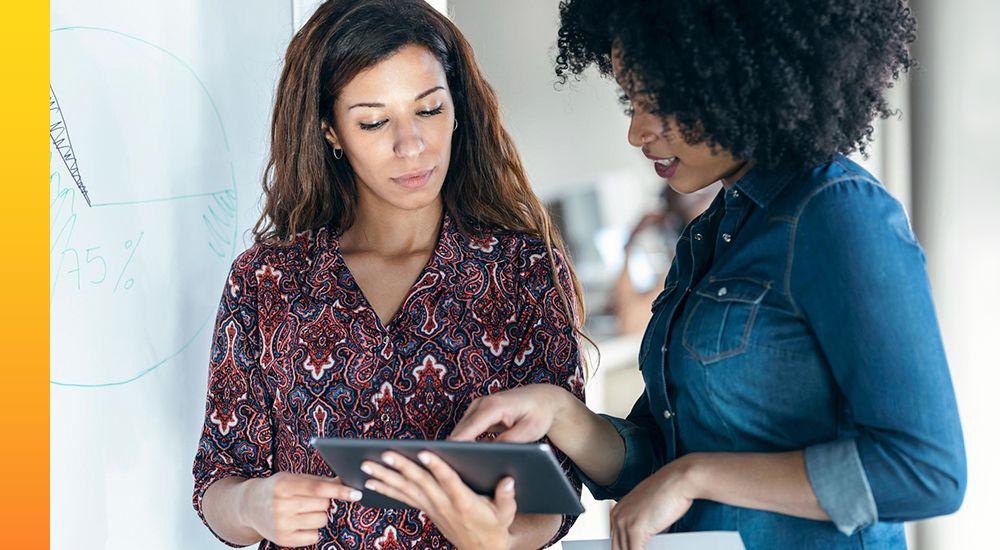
[
  {"left": 610, "top": 456, "right": 699, "bottom": 550},
  {"left": 362, "top": 451, "right": 517, "bottom": 550}
]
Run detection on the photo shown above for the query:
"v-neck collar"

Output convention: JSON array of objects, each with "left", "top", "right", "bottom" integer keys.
[{"left": 302, "top": 213, "right": 456, "bottom": 333}]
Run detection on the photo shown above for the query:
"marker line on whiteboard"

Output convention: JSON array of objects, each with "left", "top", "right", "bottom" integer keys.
[
  {"left": 50, "top": 315, "right": 213, "bottom": 388},
  {"left": 49, "top": 85, "right": 92, "bottom": 206}
]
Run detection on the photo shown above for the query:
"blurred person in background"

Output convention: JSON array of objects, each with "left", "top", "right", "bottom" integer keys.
[{"left": 611, "top": 185, "right": 719, "bottom": 335}]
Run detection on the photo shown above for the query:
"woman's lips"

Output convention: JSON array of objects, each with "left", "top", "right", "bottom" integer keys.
[
  {"left": 653, "top": 157, "right": 679, "bottom": 179},
  {"left": 391, "top": 168, "right": 434, "bottom": 189}
]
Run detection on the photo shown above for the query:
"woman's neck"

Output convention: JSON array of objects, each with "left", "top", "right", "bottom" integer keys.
[
  {"left": 340, "top": 196, "right": 443, "bottom": 256},
  {"left": 721, "top": 161, "right": 752, "bottom": 188}
]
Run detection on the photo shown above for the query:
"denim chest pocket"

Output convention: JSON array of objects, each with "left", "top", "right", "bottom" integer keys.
[
  {"left": 637, "top": 283, "right": 678, "bottom": 370},
  {"left": 682, "top": 278, "right": 770, "bottom": 365}
]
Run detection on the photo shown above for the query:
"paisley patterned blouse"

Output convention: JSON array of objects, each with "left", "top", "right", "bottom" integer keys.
[{"left": 192, "top": 214, "right": 585, "bottom": 549}]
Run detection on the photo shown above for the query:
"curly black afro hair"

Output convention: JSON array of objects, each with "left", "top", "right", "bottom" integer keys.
[{"left": 555, "top": 0, "right": 917, "bottom": 169}]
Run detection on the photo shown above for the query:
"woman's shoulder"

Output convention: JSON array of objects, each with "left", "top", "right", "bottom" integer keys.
[
  {"left": 760, "top": 155, "right": 905, "bottom": 230},
  {"left": 781, "top": 155, "right": 895, "bottom": 212},
  {"left": 458, "top": 222, "right": 563, "bottom": 272},
  {"left": 782, "top": 155, "right": 917, "bottom": 253},
  {"left": 228, "top": 226, "right": 333, "bottom": 281}
]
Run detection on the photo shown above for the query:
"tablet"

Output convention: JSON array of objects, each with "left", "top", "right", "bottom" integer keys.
[{"left": 311, "top": 437, "right": 584, "bottom": 515}]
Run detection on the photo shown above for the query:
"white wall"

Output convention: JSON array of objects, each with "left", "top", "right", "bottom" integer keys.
[
  {"left": 910, "top": 0, "right": 1000, "bottom": 548},
  {"left": 450, "top": 0, "right": 659, "bottom": 204}
]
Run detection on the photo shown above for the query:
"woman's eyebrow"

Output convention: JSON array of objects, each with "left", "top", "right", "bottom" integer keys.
[
  {"left": 348, "top": 86, "right": 446, "bottom": 110},
  {"left": 414, "top": 85, "right": 445, "bottom": 100}
]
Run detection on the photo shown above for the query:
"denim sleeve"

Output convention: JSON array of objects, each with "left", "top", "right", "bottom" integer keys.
[
  {"left": 790, "top": 178, "right": 966, "bottom": 534},
  {"left": 575, "top": 392, "right": 666, "bottom": 501}
]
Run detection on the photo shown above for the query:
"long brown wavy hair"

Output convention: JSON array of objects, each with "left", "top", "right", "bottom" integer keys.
[{"left": 253, "top": 0, "right": 590, "bottom": 360}]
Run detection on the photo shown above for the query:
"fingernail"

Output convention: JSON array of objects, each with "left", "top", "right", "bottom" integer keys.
[
  {"left": 364, "top": 480, "right": 378, "bottom": 491},
  {"left": 349, "top": 489, "right": 363, "bottom": 501},
  {"left": 417, "top": 452, "right": 431, "bottom": 465},
  {"left": 360, "top": 463, "right": 373, "bottom": 475},
  {"left": 381, "top": 453, "right": 395, "bottom": 466},
  {"left": 504, "top": 479, "right": 515, "bottom": 492}
]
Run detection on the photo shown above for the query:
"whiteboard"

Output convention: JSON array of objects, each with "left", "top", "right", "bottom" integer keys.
[{"left": 50, "top": 1, "right": 292, "bottom": 547}]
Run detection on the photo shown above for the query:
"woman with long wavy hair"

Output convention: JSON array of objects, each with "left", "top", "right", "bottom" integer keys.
[{"left": 191, "top": 1, "right": 585, "bottom": 548}]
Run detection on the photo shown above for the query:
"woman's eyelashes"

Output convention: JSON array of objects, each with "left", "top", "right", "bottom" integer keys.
[
  {"left": 357, "top": 104, "right": 446, "bottom": 131},
  {"left": 418, "top": 104, "right": 445, "bottom": 117},
  {"left": 359, "top": 119, "right": 388, "bottom": 131},
  {"left": 618, "top": 93, "right": 635, "bottom": 117}
]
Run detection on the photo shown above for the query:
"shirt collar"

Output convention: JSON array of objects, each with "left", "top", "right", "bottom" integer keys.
[
  {"left": 301, "top": 212, "right": 457, "bottom": 306},
  {"left": 732, "top": 163, "right": 800, "bottom": 209}
]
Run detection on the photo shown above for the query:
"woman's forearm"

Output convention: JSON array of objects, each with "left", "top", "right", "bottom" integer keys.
[
  {"left": 201, "top": 476, "right": 264, "bottom": 546},
  {"left": 686, "top": 451, "right": 829, "bottom": 521},
  {"left": 548, "top": 388, "right": 626, "bottom": 486}
]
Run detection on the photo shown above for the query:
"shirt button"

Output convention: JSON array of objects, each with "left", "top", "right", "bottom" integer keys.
[
  {"left": 717, "top": 287, "right": 728, "bottom": 297},
  {"left": 694, "top": 233, "right": 703, "bottom": 241},
  {"left": 722, "top": 233, "right": 732, "bottom": 243},
  {"left": 663, "top": 410, "right": 674, "bottom": 420}
]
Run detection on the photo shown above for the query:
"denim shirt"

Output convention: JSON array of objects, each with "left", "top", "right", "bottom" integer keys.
[{"left": 580, "top": 155, "right": 966, "bottom": 549}]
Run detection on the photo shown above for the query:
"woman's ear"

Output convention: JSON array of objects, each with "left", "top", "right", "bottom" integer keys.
[{"left": 321, "top": 120, "right": 341, "bottom": 149}]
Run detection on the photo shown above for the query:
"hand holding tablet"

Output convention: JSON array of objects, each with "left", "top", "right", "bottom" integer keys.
[{"left": 311, "top": 438, "right": 584, "bottom": 515}]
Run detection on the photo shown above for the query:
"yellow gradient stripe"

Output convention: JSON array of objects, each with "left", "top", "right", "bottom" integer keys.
[{"left": 0, "top": 2, "right": 49, "bottom": 547}]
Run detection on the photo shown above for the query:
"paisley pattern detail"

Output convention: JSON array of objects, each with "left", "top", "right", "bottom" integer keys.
[
  {"left": 193, "top": 215, "right": 585, "bottom": 549},
  {"left": 405, "top": 355, "right": 454, "bottom": 440}
]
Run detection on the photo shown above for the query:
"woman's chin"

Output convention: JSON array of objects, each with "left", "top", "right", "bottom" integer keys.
[
  {"left": 667, "top": 177, "right": 705, "bottom": 195},
  {"left": 387, "top": 191, "right": 443, "bottom": 213}
]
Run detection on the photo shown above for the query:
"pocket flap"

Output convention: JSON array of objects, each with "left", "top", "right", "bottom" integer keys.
[{"left": 694, "top": 278, "right": 768, "bottom": 304}]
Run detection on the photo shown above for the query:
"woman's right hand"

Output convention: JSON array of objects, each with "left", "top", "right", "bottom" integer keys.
[
  {"left": 449, "top": 383, "right": 572, "bottom": 443},
  {"left": 453, "top": 382, "right": 627, "bottom": 494},
  {"left": 241, "top": 472, "right": 362, "bottom": 548}
]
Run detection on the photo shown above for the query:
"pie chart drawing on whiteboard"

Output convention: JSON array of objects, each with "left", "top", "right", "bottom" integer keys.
[{"left": 50, "top": 26, "right": 240, "bottom": 387}]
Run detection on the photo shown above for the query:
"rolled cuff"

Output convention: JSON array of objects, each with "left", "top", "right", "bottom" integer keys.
[
  {"left": 805, "top": 438, "right": 878, "bottom": 535},
  {"left": 575, "top": 414, "right": 661, "bottom": 501}
]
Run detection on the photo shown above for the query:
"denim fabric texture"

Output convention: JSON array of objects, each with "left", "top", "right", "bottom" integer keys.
[{"left": 580, "top": 155, "right": 966, "bottom": 550}]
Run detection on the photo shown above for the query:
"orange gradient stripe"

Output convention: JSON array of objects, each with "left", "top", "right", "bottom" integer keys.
[{"left": 0, "top": 2, "right": 49, "bottom": 548}]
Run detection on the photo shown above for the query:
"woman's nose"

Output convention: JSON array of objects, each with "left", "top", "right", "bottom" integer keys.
[
  {"left": 627, "top": 113, "right": 660, "bottom": 148},
  {"left": 628, "top": 115, "right": 656, "bottom": 147},
  {"left": 394, "top": 121, "right": 426, "bottom": 159}
]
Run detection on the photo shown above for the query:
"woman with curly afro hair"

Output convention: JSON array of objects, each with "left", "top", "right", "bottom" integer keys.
[{"left": 451, "top": 1, "right": 966, "bottom": 548}]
